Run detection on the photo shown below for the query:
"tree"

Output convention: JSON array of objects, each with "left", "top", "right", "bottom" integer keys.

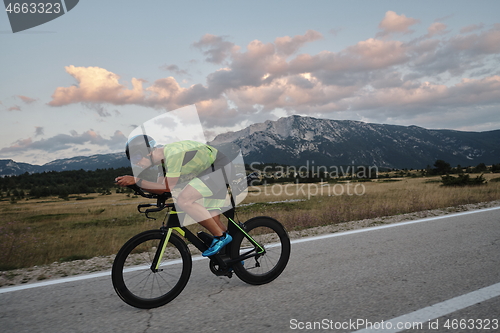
[
  {"left": 474, "top": 163, "right": 487, "bottom": 173},
  {"left": 29, "top": 187, "right": 41, "bottom": 198},
  {"left": 434, "top": 160, "right": 451, "bottom": 175},
  {"left": 58, "top": 186, "right": 69, "bottom": 200}
]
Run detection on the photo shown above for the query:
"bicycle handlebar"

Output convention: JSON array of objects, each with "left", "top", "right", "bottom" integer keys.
[
  {"left": 126, "top": 184, "right": 173, "bottom": 219},
  {"left": 126, "top": 184, "right": 171, "bottom": 200}
]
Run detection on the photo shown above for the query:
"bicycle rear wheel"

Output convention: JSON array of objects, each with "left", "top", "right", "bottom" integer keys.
[
  {"left": 112, "top": 230, "right": 192, "bottom": 309},
  {"left": 230, "top": 216, "right": 290, "bottom": 285}
]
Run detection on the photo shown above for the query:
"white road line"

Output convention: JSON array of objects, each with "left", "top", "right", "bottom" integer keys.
[
  {"left": 353, "top": 282, "right": 500, "bottom": 333},
  {"left": 0, "top": 271, "right": 111, "bottom": 294},
  {"left": 290, "top": 205, "right": 500, "bottom": 245},
  {"left": 0, "top": 256, "right": 207, "bottom": 294},
  {"left": 1, "top": 206, "right": 499, "bottom": 295}
]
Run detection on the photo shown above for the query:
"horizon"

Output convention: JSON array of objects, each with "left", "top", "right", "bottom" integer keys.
[
  {"left": 2, "top": 1, "right": 500, "bottom": 165},
  {"left": 2, "top": 114, "right": 499, "bottom": 167}
]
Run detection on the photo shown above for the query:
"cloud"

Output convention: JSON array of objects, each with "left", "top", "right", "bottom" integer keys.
[
  {"left": 160, "top": 64, "right": 189, "bottom": 76},
  {"left": 17, "top": 95, "right": 37, "bottom": 104},
  {"left": 274, "top": 30, "right": 323, "bottom": 56},
  {"left": 460, "top": 23, "right": 484, "bottom": 34},
  {"left": 48, "top": 66, "right": 146, "bottom": 107},
  {"left": 34, "top": 126, "right": 44, "bottom": 136},
  {"left": 377, "top": 11, "right": 420, "bottom": 37},
  {"left": 7, "top": 105, "right": 21, "bottom": 111},
  {"left": 82, "top": 102, "right": 111, "bottom": 117},
  {"left": 328, "top": 28, "right": 342, "bottom": 36},
  {"left": 449, "top": 24, "right": 500, "bottom": 55},
  {"left": 192, "top": 34, "right": 239, "bottom": 64},
  {"left": 46, "top": 19, "right": 500, "bottom": 131},
  {"left": 0, "top": 130, "right": 127, "bottom": 155},
  {"left": 427, "top": 22, "right": 448, "bottom": 37},
  {"left": 344, "top": 75, "right": 500, "bottom": 113}
]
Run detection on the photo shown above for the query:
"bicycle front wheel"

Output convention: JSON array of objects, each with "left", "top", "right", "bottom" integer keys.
[
  {"left": 230, "top": 216, "right": 290, "bottom": 285},
  {"left": 111, "top": 229, "right": 192, "bottom": 309}
]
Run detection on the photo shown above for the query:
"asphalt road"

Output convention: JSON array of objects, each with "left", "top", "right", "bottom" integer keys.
[{"left": 1, "top": 207, "right": 499, "bottom": 333}]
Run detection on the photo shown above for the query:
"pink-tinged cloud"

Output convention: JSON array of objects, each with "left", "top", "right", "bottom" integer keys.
[
  {"left": 46, "top": 20, "right": 500, "bottom": 129},
  {"left": 7, "top": 105, "right": 21, "bottom": 111},
  {"left": 48, "top": 66, "right": 146, "bottom": 106},
  {"left": 347, "top": 75, "right": 500, "bottom": 112},
  {"left": 427, "top": 22, "right": 448, "bottom": 37},
  {"left": 18, "top": 95, "right": 37, "bottom": 104},
  {"left": 48, "top": 65, "right": 208, "bottom": 111},
  {"left": 346, "top": 38, "right": 408, "bottom": 69},
  {"left": 377, "top": 11, "right": 420, "bottom": 36},
  {"left": 285, "top": 38, "right": 408, "bottom": 77},
  {"left": 450, "top": 27, "right": 500, "bottom": 55},
  {"left": 453, "top": 75, "right": 500, "bottom": 104},
  {"left": 460, "top": 23, "right": 484, "bottom": 34},
  {"left": 49, "top": 30, "right": 411, "bottom": 114},
  {"left": 274, "top": 30, "right": 323, "bottom": 56}
]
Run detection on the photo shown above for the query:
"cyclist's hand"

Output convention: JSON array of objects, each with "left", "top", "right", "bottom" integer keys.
[{"left": 115, "top": 175, "right": 137, "bottom": 187}]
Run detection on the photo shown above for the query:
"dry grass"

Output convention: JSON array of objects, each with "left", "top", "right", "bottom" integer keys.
[
  {"left": 236, "top": 174, "right": 500, "bottom": 228},
  {"left": 1, "top": 174, "right": 499, "bottom": 270},
  {"left": 0, "top": 194, "right": 158, "bottom": 270}
]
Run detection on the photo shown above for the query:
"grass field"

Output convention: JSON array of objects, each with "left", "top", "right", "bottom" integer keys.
[{"left": 1, "top": 174, "right": 500, "bottom": 270}]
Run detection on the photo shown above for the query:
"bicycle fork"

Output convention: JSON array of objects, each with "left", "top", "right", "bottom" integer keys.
[
  {"left": 150, "top": 229, "right": 170, "bottom": 273},
  {"left": 150, "top": 227, "right": 185, "bottom": 273}
]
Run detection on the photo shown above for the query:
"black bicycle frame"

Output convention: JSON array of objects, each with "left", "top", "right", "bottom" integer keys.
[{"left": 150, "top": 205, "right": 266, "bottom": 273}]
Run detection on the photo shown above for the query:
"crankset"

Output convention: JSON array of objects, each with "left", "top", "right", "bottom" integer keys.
[{"left": 209, "top": 258, "right": 233, "bottom": 278}]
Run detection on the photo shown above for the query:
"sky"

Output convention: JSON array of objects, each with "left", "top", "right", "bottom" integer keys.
[{"left": 1, "top": 0, "right": 500, "bottom": 165}]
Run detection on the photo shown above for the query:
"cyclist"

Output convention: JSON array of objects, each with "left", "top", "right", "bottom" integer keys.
[{"left": 115, "top": 135, "right": 232, "bottom": 257}]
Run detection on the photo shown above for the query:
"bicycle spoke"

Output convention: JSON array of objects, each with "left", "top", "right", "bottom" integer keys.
[
  {"left": 112, "top": 230, "right": 192, "bottom": 308},
  {"left": 231, "top": 217, "right": 290, "bottom": 285}
]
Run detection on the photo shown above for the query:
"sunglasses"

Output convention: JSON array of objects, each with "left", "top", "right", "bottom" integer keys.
[
  {"left": 130, "top": 139, "right": 157, "bottom": 165},
  {"left": 130, "top": 152, "right": 146, "bottom": 164}
]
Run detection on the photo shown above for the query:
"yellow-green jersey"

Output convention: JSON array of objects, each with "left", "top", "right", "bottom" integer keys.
[{"left": 162, "top": 140, "right": 218, "bottom": 178}]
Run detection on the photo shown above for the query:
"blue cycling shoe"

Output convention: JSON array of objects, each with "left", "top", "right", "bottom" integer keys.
[{"left": 202, "top": 233, "right": 232, "bottom": 257}]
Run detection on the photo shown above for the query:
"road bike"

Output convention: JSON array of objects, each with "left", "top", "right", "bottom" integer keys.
[{"left": 111, "top": 184, "right": 291, "bottom": 309}]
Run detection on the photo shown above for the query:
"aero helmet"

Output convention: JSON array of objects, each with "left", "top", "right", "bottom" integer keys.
[{"left": 125, "top": 135, "right": 157, "bottom": 164}]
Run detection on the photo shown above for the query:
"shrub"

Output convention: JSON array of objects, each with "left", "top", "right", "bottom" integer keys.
[{"left": 441, "top": 174, "right": 487, "bottom": 186}]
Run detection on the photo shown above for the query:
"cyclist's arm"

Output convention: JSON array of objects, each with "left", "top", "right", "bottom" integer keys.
[
  {"left": 140, "top": 176, "right": 179, "bottom": 194},
  {"left": 115, "top": 175, "right": 178, "bottom": 194},
  {"left": 137, "top": 179, "right": 167, "bottom": 194}
]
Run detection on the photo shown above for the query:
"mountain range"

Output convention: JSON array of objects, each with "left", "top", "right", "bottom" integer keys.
[
  {"left": 209, "top": 115, "right": 500, "bottom": 169},
  {"left": 0, "top": 152, "right": 130, "bottom": 177},
  {"left": 1, "top": 115, "right": 499, "bottom": 176}
]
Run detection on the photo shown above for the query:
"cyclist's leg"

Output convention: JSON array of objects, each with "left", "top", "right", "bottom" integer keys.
[
  {"left": 210, "top": 209, "right": 226, "bottom": 233},
  {"left": 176, "top": 184, "right": 225, "bottom": 236}
]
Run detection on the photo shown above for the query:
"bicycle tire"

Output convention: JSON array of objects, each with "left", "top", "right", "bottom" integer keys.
[
  {"left": 230, "top": 216, "right": 290, "bottom": 285},
  {"left": 111, "top": 230, "right": 192, "bottom": 309}
]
